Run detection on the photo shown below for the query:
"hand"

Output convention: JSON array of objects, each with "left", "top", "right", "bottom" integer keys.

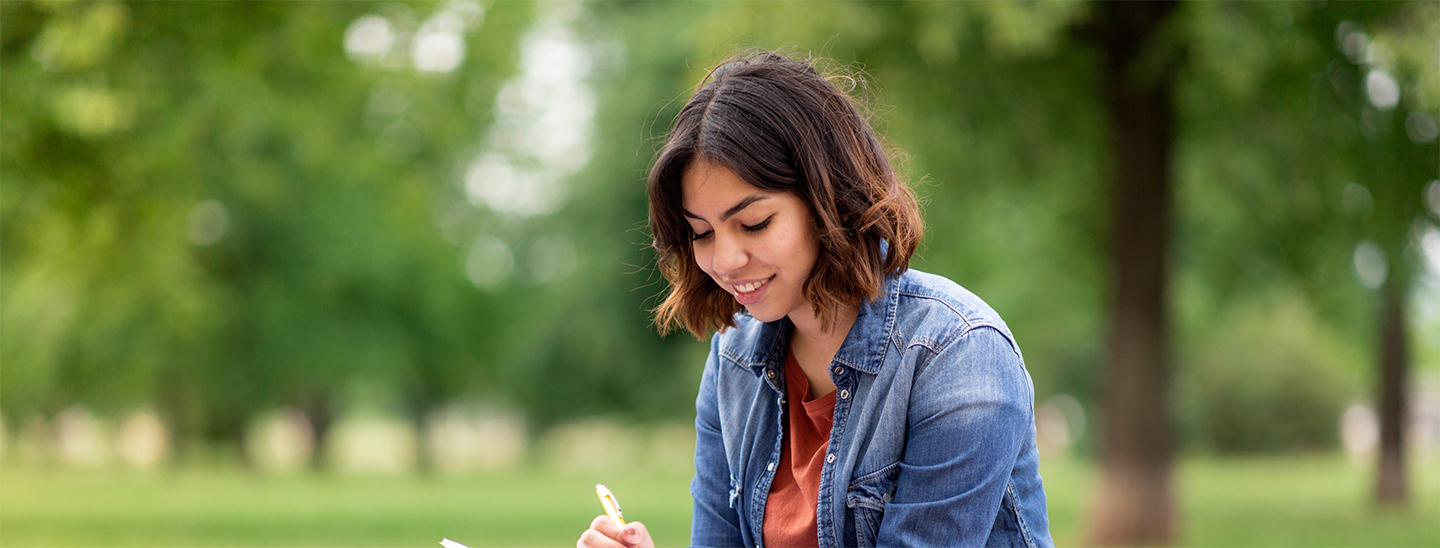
[{"left": 577, "top": 515, "right": 655, "bottom": 548}]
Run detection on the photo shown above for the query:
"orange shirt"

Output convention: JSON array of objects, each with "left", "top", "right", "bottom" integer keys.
[{"left": 762, "top": 350, "right": 837, "bottom": 548}]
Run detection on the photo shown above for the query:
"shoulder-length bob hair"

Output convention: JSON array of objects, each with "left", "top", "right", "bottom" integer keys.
[{"left": 649, "top": 51, "right": 923, "bottom": 338}]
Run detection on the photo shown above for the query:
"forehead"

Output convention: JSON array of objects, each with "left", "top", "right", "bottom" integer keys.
[
  {"left": 682, "top": 160, "right": 754, "bottom": 197},
  {"left": 681, "top": 159, "right": 776, "bottom": 213}
]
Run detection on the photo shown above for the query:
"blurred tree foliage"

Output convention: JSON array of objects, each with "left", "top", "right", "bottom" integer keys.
[
  {"left": 579, "top": 0, "right": 1436, "bottom": 531},
  {"left": 1, "top": 0, "right": 534, "bottom": 455},
  {"left": 2, "top": 0, "right": 1436, "bottom": 495},
  {"left": 585, "top": 0, "right": 1433, "bottom": 442}
]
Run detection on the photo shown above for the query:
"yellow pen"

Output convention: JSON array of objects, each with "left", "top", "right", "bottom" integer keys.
[{"left": 595, "top": 484, "right": 626, "bottom": 527}]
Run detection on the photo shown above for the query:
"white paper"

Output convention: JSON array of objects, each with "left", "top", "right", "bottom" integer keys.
[{"left": 440, "top": 538, "right": 470, "bottom": 548}]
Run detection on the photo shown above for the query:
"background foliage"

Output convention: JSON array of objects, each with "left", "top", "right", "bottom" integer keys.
[{"left": 3, "top": 0, "right": 1438, "bottom": 464}]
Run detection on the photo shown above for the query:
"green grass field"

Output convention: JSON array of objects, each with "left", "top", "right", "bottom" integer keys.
[{"left": 2, "top": 454, "right": 1436, "bottom": 547}]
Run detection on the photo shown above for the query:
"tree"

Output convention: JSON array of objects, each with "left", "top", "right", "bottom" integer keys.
[
  {"left": 1086, "top": 1, "right": 1182, "bottom": 544},
  {"left": 1174, "top": 0, "right": 1438, "bottom": 506},
  {"left": 1, "top": 0, "right": 531, "bottom": 458},
  {"left": 1319, "top": 3, "right": 1439, "bottom": 504}
]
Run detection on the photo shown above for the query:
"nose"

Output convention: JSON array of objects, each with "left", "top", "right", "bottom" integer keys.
[{"left": 710, "top": 232, "right": 748, "bottom": 277}]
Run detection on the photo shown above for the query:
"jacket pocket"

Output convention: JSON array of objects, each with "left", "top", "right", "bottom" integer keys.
[{"left": 845, "top": 460, "right": 900, "bottom": 548}]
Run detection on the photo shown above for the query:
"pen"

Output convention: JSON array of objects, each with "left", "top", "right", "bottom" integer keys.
[{"left": 595, "top": 484, "right": 626, "bottom": 527}]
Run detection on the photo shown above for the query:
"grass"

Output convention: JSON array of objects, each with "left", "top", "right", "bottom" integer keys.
[{"left": 1, "top": 453, "right": 1436, "bottom": 547}]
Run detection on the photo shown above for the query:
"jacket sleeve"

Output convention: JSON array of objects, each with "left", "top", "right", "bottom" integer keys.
[
  {"left": 689, "top": 336, "right": 745, "bottom": 548},
  {"left": 874, "top": 325, "right": 1035, "bottom": 548}
]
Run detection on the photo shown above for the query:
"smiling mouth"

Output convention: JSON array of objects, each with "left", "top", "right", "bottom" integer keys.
[{"left": 734, "top": 277, "right": 772, "bottom": 294}]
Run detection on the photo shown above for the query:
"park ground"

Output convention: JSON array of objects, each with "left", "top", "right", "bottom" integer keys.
[{"left": 2, "top": 453, "right": 1437, "bottom": 547}]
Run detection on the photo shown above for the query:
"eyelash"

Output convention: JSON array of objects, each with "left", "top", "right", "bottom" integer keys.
[{"left": 690, "top": 216, "right": 772, "bottom": 241}]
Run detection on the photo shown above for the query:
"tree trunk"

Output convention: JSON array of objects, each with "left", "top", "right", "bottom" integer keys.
[
  {"left": 1088, "top": 1, "right": 1179, "bottom": 545},
  {"left": 1376, "top": 282, "right": 1408, "bottom": 504},
  {"left": 303, "top": 392, "right": 333, "bottom": 471}
]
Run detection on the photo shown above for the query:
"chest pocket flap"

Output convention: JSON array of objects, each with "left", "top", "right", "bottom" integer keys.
[{"left": 845, "top": 460, "right": 900, "bottom": 547}]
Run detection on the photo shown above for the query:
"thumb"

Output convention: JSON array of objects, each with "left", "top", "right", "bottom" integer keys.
[{"left": 620, "top": 522, "right": 651, "bottom": 547}]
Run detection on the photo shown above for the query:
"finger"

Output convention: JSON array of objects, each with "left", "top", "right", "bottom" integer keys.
[
  {"left": 619, "top": 522, "right": 655, "bottom": 548},
  {"left": 578, "top": 527, "right": 626, "bottom": 548},
  {"left": 589, "top": 514, "right": 623, "bottom": 538}
]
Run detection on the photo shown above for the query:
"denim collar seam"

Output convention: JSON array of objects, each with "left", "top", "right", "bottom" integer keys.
[
  {"left": 737, "top": 320, "right": 787, "bottom": 380},
  {"left": 835, "top": 275, "right": 901, "bottom": 374},
  {"left": 721, "top": 277, "right": 901, "bottom": 374}
]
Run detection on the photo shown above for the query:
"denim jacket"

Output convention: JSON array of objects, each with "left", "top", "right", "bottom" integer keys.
[{"left": 689, "top": 268, "right": 1052, "bottom": 548}]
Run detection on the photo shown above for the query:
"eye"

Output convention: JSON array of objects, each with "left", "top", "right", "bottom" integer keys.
[
  {"left": 742, "top": 216, "right": 773, "bottom": 233},
  {"left": 691, "top": 229, "right": 713, "bottom": 241}
]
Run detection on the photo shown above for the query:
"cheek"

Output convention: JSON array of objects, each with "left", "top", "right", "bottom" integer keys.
[
  {"left": 793, "top": 238, "right": 820, "bottom": 280},
  {"left": 773, "top": 223, "right": 820, "bottom": 279},
  {"left": 691, "top": 245, "right": 717, "bottom": 279}
]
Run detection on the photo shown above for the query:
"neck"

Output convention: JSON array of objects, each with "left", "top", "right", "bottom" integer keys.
[
  {"left": 789, "top": 300, "right": 852, "bottom": 391},
  {"left": 787, "top": 302, "right": 860, "bottom": 400},
  {"left": 788, "top": 303, "right": 859, "bottom": 351}
]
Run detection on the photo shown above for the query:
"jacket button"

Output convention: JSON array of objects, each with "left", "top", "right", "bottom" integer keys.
[
  {"left": 839, "top": 389, "right": 850, "bottom": 399},
  {"left": 766, "top": 369, "right": 776, "bottom": 379},
  {"left": 833, "top": 366, "right": 843, "bottom": 376},
  {"left": 826, "top": 453, "right": 835, "bottom": 463},
  {"left": 767, "top": 461, "right": 775, "bottom": 471}
]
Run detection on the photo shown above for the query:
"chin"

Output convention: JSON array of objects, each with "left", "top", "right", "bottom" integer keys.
[
  {"left": 743, "top": 297, "right": 800, "bottom": 324},
  {"left": 744, "top": 306, "right": 785, "bottom": 323}
]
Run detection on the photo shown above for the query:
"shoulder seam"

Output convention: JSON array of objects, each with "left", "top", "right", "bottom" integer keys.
[
  {"left": 916, "top": 324, "right": 1024, "bottom": 379},
  {"left": 895, "top": 289, "right": 975, "bottom": 331}
]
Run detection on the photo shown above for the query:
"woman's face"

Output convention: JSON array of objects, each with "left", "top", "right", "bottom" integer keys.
[{"left": 681, "top": 159, "right": 819, "bottom": 324}]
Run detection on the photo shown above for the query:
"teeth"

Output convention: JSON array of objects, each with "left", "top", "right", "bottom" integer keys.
[{"left": 736, "top": 279, "right": 767, "bottom": 294}]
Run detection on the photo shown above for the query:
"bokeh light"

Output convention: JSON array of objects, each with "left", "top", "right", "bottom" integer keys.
[
  {"left": 1353, "top": 240, "right": 1388, "bottom": 289},
  {"left": 344, "top": 15, "right": 396, "bottom": 63},
  {"left": 1364, "top": 69, "right": 1401, "bottom": 110}
]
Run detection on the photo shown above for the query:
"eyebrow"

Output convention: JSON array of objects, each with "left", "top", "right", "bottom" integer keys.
[{"left": 683, "top": 195, "right": 770, "bottom": 222}]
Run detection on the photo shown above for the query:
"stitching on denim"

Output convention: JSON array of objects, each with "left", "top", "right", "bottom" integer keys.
[
  {"left": 853, "top": 506, "right": 877, "bottom": 548},
  {"left": 749, "top": 428, "right": 783, "bottom": 539},
  {"left": 954, "top": 322, "right": 1022, "bottom": 359},
  {"left": 910, "top": 340, "right": 942, "bottom": 378},
  {"left": 1007, "top": 483, "right": 1036, "bottom": 548},
  {"left": 847, "top": 459, "right": 901, "bottom": 489},
  {"left": 719, "top": 348, "right": 762, "bottom": 371},
  {"left": 909, "top": 337, "right": 941, "bottom": 353},
  {"left": 750, "top": 466, "right": 770, "bottom": 536},
  {"left": 892, "top": 289, "right": 1024, "bottom": 359},
  {"left": 876, "top": 278, "right": 899, "bottom": 367},
  {"left": 844, "top": 493, "right": 887, "bottom": 512},
  {"left": 940, "top": 324, "right": 1023, "bottom": 365},
  {"left": 895, "top": 290, "right": 974, "bottom": 329}
]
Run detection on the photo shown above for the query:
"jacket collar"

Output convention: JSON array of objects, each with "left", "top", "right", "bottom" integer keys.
[{"left": 721, "top": 272, "right": 901, "bottom": 377}]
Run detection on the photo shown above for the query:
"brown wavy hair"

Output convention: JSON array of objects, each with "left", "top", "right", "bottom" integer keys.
[{"left": 648, "top": 51, "right": 922, "bottom": 338}]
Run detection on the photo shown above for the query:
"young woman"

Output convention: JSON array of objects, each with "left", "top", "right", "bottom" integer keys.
[{"left": 578, "top": 52, "right": 1052, "bottom": 548}]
